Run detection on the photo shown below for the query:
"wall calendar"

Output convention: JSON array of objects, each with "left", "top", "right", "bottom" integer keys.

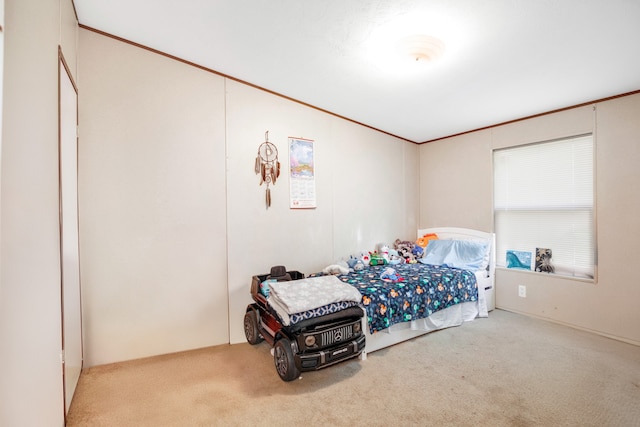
[{"left": 288, "top": 137, "right": 316, "bottom": 209}]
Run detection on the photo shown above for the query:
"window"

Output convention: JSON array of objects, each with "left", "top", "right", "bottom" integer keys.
[{"left": 493, "top": 134, "right": 594, "bottom": 279}]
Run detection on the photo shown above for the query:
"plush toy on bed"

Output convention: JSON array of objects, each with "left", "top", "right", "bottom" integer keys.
[
  {"left": 376, "top": 243, "right": 391, "bottom": 262},
  {"left": 346, "top": 253, "right": 367, "bottom": 271},
  {"left": 358, "top": 251, "right": 371, "bottom": 266},
  {"left": 388, "top": 248, "right": 403, "bottom": 264},
  {"left": 412, "top": 245, "right": 424, "bottom": 259},
  {"left": 394, "top": 238, "right": 417, "bottom": 263},
  {"left": 322, "top": 263, "right": 350, "bottom": 275},
  {"left": 416, "top": 233, "right": 438, "bottom": 248},
  {"left": 353, "top": 259, "right": 365, "bottom": 271},
  {"left": 379, "top": 267, "right": 404, "bottom": 283},
  {"left": 346, "top": 255, "right": 359, "bottom": 269},
  {"left": 369, "top": 251, "right": 388, "bottom": 266}
]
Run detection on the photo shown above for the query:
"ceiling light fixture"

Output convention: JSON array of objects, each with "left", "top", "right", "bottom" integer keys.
[
  {"left": 396, "top": 34, "right": 445, "bottom": 63},
  {"left": 365, "top": 11, "right": 465, "bottom": 74}
]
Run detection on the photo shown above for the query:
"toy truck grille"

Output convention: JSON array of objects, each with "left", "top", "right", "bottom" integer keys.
[
  {"left": 320, "top": 323, "right": 354, "bottom": 347},
  {"left": 299, "top": 316, "right": 362, "bottom": 352}
]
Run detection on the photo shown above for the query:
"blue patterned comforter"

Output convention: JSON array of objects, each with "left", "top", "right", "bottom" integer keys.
[{"left": 335, "top": 263, "right": 478, "bottom": 334}]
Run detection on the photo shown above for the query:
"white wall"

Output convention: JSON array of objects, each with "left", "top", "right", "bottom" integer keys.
[
  {"left": 225, "top": 80, "right": 419, "bottom": 344},
  {"left": 78, "top": 30, "right": 229, "bottom": 366},
  {"left": 78, "top": 30, "right": 419, "bottom": 364},
  {"left": 418, "top": 128, "right": 494, "bottom": 229},
  {"left": 419, "top": 96, "right": 640, "bottom": 345},
  {"left": 0, "top": 0, "right": 78, "bottom": 425}
]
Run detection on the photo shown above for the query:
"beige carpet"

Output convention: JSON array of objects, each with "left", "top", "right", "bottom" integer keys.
[{"left": 66, "top": 310, "right": 640, "bottom": 426}]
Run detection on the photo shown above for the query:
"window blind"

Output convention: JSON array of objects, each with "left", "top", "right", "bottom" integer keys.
[{"left": 493, "top": 134, "right": 594, "bottom": 278}]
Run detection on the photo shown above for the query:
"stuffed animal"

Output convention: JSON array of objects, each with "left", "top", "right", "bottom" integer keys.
[
  {"left": 345, "top": 252, "right": 368, "bottom": 271},
  {"left": 346, "top": 255, "right": 359, "bottom": 269},
  {"left": 337, "top": 259, "right": 350, "bottom": 270},
  {"left": 369, "top": 251, "right": 388, "bottom": 266},
  {"left": 379, "top": 267, "right": 404, "bottom": 283},
  {"left": 322, "top": 264, "right": 350, "bottom": 275},
  {"left": 347, "top": 255, "right": 358, "bottom": 268},
  {"left": 412, "top": 245, "right": 424, "bottom": 259},
  {"left": 376, "top": 243, "right": 390, "bottom": 262},
  {"left": 352, "top": 259, "right": 365, "bottom": 271},
  {"left": 388, "top": 248, "right": 403, "bottom": 264},
  {"left": 394, "top": 238, "right": 416, "bottom": 263},
  {"left": 416, "top": 233, "right": 438, "bottom": 248},
  {"left": 358, "top": 251, "right": 371, "bottom": 266}
]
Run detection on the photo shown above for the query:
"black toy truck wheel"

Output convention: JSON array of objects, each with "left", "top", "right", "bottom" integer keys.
[
  {"left": 274, "top": 338, "right": 300, "bottom": 382},
  {"left": 244, "top": 309, "right": 263, "bottom": 345}
]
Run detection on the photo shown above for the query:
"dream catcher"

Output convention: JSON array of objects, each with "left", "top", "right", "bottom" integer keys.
[{"left": 254, "top": 131, "right": 280, "bottom": 208}]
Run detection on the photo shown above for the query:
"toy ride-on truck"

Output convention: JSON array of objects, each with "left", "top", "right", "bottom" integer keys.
[{"left": 243, "top": 266, "right": 366, "bottom": 381}]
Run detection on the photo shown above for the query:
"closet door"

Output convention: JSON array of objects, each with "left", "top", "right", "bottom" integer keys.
[{"left": 59, "top": 53, "right": 82, "bottom": 415}]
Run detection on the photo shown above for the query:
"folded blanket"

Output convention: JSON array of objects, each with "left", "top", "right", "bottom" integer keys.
[{"left": 268, "top": 275, "right": 362, "bottom": 325}]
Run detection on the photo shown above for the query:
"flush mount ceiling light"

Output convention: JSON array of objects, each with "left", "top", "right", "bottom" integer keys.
[
  {"left": 364, "top": 11, "right": 464, "bottom": 74},
  {"left": 395, "top": 34, "right": 445, "bottom": 63}
]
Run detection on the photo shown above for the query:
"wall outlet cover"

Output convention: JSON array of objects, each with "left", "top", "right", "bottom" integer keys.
[{"left": 518, "top": 285, "right": 526, "bottom": 297}]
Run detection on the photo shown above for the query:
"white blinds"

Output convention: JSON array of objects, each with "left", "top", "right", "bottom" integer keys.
[{"left": 493, "top": 134, "right": 594, "bottom": 278}]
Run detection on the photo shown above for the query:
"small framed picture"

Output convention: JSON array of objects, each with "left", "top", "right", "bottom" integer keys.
[
  {"left": 535, "top": 248, "right": 554, "bottom": 273},
  {"left": 506, "top": 250, "right": 532, "bottom": 270}
]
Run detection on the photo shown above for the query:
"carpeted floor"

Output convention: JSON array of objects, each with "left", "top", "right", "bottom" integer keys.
[{"left": 66, "top": 310, "right": 640, "bottom": 426}]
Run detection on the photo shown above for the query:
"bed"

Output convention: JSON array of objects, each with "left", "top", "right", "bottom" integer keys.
[
  {"left": 346, "top": 227, "right": 496, "bottom": 357},
  {"left": 258, "top": 227, "right": 495, "bottom": 358}
]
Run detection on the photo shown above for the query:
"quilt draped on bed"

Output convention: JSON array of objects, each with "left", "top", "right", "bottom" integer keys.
[{"left": 335, "top": 263, "right": 478, "bottom": 334}]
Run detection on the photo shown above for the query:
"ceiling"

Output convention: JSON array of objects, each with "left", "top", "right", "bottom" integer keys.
[{"left": 74, "top": 0, "right": 640, "bottom": 143}]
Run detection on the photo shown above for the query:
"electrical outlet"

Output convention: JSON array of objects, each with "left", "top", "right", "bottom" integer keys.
[{"left": 518, "top": 285, "right": 526, "bottom": 298}]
